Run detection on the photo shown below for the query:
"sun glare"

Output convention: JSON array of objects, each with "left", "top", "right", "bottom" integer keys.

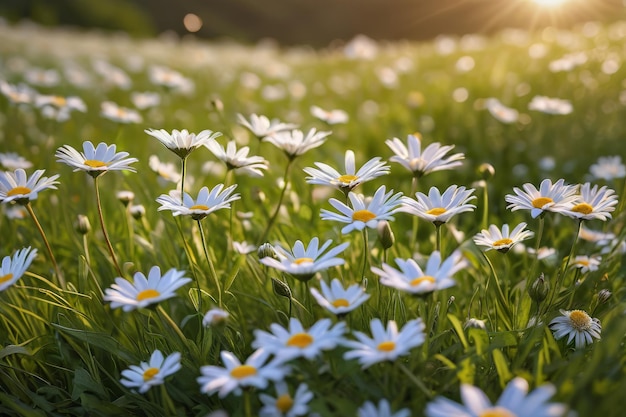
[{"left": 530, "top": 0, "right": 570, "bottom": 7}]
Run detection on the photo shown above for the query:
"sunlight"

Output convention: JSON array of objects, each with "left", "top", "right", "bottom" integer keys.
[{"left": 530, "top": 0, "right": 570, "bottom": 7}]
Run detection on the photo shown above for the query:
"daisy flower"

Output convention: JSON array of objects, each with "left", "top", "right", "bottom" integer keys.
[
  {"left": 120, "top": 350, "right": 181, "bottom": 394},
  {"left": 156, "top": 184, "right": 240, "bottom": 221},
  {"left": 385, "top": 133, "right": 464, "bottom": 178},
  {"left": 400, "top": 185, "right": 476, "bottom": 226},
  {"left": 473, "top": 223, "right": 534, "bottom": 253},
  {"left": 197, "top": 349, "right": 290, "bottom": 398},
  {"left": 0, "top": 152, "right": 32, "bottom": 170},
  {"left": 130, "top": 91, "right": 161, "bottom": 109},
  {"left": 562, "top": 182, "right": 618, "bottom": 221},
  {"left": 145, "top": 128, "right": 222, "bottom": 159},
  {"left": 371, "top": 251, "right": 460, "bottom": 295},
  {"left": 528, "top": 95, "right": 573, "bottom": 115},
  {"left": 358, "top": 399, "right": 411, "bottom": 417},
  {"left": 263, "top": 128, "right": 331, "bottom": 158},
  {"left": 589, "top": 156, "right": 626, "bottom": 180},
  {"left": 203, "top": 307, "right": 230, "bottom": 327},
  {"left": 259, "top": 237, "right": 349, "bottom": 281},
  {"left": 35, "top": 94, "right": 87, "bottom": 113},
  {"left": 343, "top": 318, "right": 426, "bottom": 369},
  {"left": 320, "top": 185, "right": 403, "bottom": 234},
  {"left": 550, "top": 309, "right": 601, "bottom": 349},
  {"left": 303, "top": 150, "right": 390, "bottom": 192},
  {"left": 484, "top": 98, "right": 519, "bottom": 124},
  {"left": 571, "top": 255, "right": 601, "bottom": 273},
  {"left": 0, "top": 247, "right": 38, "bottom": 292},
  {"left": 310, "top": 105, "right": 349, "bottom": 125},
  {"left": 104, "top": 266, "right": 192, "bottom": 312},
  {"left": 205, "top": 140, "right": 269, "bottom": 177},
  {"left": 425, "top": 377, "right": 567, "bottom": 417},
  {"left": 260, "top": 382, "right": 313, "bottom": 417},
  {"left": 148, "top": 65, "right": 194, "bottom": 93},
  {"left": 0, "top": 169, "right": 59, "bottom": 205},
  {"left": 233, "top": 241, "right": 257, "bottom": 255},
  {"left": 252, "top": 317, "right": 346, "bottom": 362},
  {"left": 55, "top": 141, "right": 138, "bottom": 178},
  {"left": 310, "top": 278, "right": 370, "bottom": 316},
  {"left": 148, "top": 155, "right": 182, "bottom": 185},
  {"left": 0, "top": 81, "right": 34, "bottom": 105},
  {"left": 237, "top": 113, "right": 298, "bottom": 139},
  {"left": 100, "top": 101, "right": 142, "bottom": 124},
  {"left": 505, "top": 179, "right": 578, "bottom": 219}
]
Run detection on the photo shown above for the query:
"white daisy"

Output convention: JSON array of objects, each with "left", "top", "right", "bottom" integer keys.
[
  {"left": 103, "top": 266, "right": 192, "bottom": 312},
  {"left": 259, "top": 382, "right": 313, "bottom": 417},
  {"left": 562, "top": 182, "right": 618, "bottom": 221},
  {"left": 357, "top": 399, "right": 411, "bottom": 417},
  {"left": 205, "top": 140, "right": 269, "bottom": 177},
  {"left": 400, "top": 185, "right": 476, "bottom": 226},
  {"left": 233, "top": 241, "right": 257, "bottom": 255},
  {"left": 203, "top": 307, "right": 230, "bottom": 327},
  {"left": 571, "top": 255, "right": 601, "bottom": 273},
  {"left": 473, "top": 223, "right": 534, "bottom": 253},
  {"left": 425, "top": 377, "right": 567, "bottom": 417},
  {"left": 263, "top": 128, "right": 331, "bottom": 158},
  {"left": 145, "top": 128, "right": 222, "bottom": 159},
  {"left": 310, "top": 105, "right": 349, "bottom": 125},
  {"left": 148, "top": 65, "right": 194, "bottom": 93},
  {"left": 259, "top": 237, "right": 349, "bottom": 281},
  {"left": 0, "top": 247, "right": 38, "bottom": 292},
  {"left": 304, "top": 150, "right": 390, "bottom": 192},
  {"left": 252, "top": 317, "right": 346, "bottom": 362},
  {"left": 320, "top": 185, "right": 403, "bottom": 234},
  {"left": 148, "top": 155, "right": 182, "bottom": 185},
  {"left": 505, "top": 178, "right": 578, "bottom": 219},
  {"left": 0, "top": 81, "right": 34, "bottom": 105},
  {"left": 197, "top": 349, "right": 290, "bottom": 398},
  {"left": 371, "top": 251, "right": 460, "bottom": 295},
  {"left": 156, "top": 184, "right": 240, "bottom": 221},
  {"left": 0, "top": 152, "right": 33, "bottom": 170},
  {"left": 589, "top": 156, "right": 626, "bottom": 180},
  {"left": 120, "top": 350, "right": 181, "bottom": 394},
  {"left": 34, "top": 94, "right": 87, "bottom": 113},
  {"left": 385, "top": 134, "right": 464, "bottom": 178},
  {"left": 56, "top": 141, "right": 138, "bottom": 178},
  {"left": 130, "top": 91, "right": 161, "bottom": 110},
  {"left": 343, "top": 318, "right": 426, "bottom": 369},
  {"left": 236, "top": 113, "right": 298, "bottom": 139},
  {"left": 528, "top": 95, "right": 573, "bottom": 115},
  {"left": 484, "top": 98, "right": 519, "bottom": 124},
  {"left": 550, "top": 309, "right": 601, "bottom": 349},
  {"left": 0, "top": 169, "right": 59, "bottom": 205},
  {"left": 310, "top": 278, "right": 371, "bottom": 316},
  {"left": 100, "top": 101, "right": 142, "bottom": 124}
]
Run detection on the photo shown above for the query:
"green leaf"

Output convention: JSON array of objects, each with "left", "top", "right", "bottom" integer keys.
[
  {"left": 72, "top": 368, "right": 108, "bottom": 401},
  {"left": 492, "top": 348, "right": 513, "bottom": 387},
  {"left": 51, "top": 323, "right": 135, "bottom": 363},
  {"left": 447, "top": 314, "right": 468, "bottom": 349},
  {"left": 0, "top": 344, "right": 31, "bottom": 360},
  {"left": 468, "top": 327, "right": 489, "bottom": 356}
]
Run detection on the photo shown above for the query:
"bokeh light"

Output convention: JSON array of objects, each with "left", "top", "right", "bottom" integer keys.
[{"left": 183, "top": 13, "right": 203, "bottom": 33}]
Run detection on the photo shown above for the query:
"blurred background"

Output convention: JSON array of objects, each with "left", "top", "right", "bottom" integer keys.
[{"left": 1, "top": 0, "right": 626, "bottom": 46}]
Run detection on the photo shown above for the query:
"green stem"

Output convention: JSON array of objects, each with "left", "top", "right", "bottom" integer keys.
[
  {"left": 257, "top": 157, "right": 294, "bottom": 244},
  {"left": 410, "top": 176, "right": 419, "bottom": 249},
  {"left": 481, "top": 183, "right": 489, "bottom": 230},
  {"left": 360, "top": 229, "right": 369, "bottom": 282},
  {"left": 198, "top": 220, "right": 221, "bottom": 308},
  {"left": 435, "top": 223, "right": 442, "bottom": 255},
  {"left": 396, "top": 362, "right": 432, "bottom": 398},
  {"left": 157, "top": 305, "right": 187, "bottom": 344},
  {"left": 94, "top": 177, "right": 123, "bottom": 277},
  {"left": 25, "top": 203, "right": 65, "bottom": 289},
  {"left": 545, "top": 220, "right": 583, "bottom": 313},
  {"left": 180, "top": 156, "right": 188, "bottom": 205},
  {"left": 526, "top": 216, "right": 545, "bottom": 292}
]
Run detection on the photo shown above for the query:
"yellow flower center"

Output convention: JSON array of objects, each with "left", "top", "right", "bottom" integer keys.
[
  {"left": 426, "top": 207, "right": 446, "bottom": 216},
  {"left": 52, "top": 96, "right": 67, "bottom": 107},
  {"left": 190, "top": 204, "right": 210, "bottom": 211},
  {"left": 410, "top": 276, "right": 435, "bottom": 286},
  {"left": 377, "top": 341, "right": 396, "bottom": 352},
  {"left": 136, "top": 289, "right": 160, "bottom": 301},
  {"left": 286, "top": 333, "right": 314, "bottom": 348},
  {"left": 331, "top": 298, "right": 350, "bottom": 308},
  {"left": 493, "top": 238, "right": 513, "bottom": 247},
  {"left": 569, "top": 310, "right": 592, "bottom": 331},
  {"left": 352, "top": 209, "right": 376, "bottom": 222},
  {"left": 571, "top": 203, "right": 593, "bottom": 215},
  {"left": 230, "top": 365, "right": 257, "bottom": 379},
  {"left": 576, "top": 260, "right": 590, "bottom": 267},
  {"left": 7, "top": 186, "right": 31, "bottom": 197},
  {"left": 0, "top": 273, "right": 14, "bottom": 284},
  {"left": 336, "top": 174, "right": 358, "bottom": 184},
  {"left": 531, "top": 197, "right": 553, "bottom": 209},
  {"left": 276, "top": 394, "right": 294, "bottom": 412},
  {"left": 84, "top": 159, "right": 107, "bottom": 168},
  {"left": 142, "top": 367, "right": 159, "bottom": 381},
  {"left": 479, "top": 407, "right": 517, "bottom": 417},
  {"left": 294, "top": 257, "right": 314, "bottom": 265}
]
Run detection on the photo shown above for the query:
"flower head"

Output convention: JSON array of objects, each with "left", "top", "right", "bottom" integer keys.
[
  {"left": 236, "top": 113, "right": 298, "bottom": 139},
  {"left": 259, "top": 382, "right": 313, "bottom": 417},
  {"left": 0, "top": 152, "right": 33, "bottom": 170},
  {"left": 473, "top": 223, "right": 534, "bottom": 253},
  {"left": 425, "top": 377, "right": 567, "bottom": 417},
  {"left": 310, "top": 105, "right": 349, "bottom": 125},
  {"left": 358, "top": 399, "right": 411, "bottom": 417},
  {"left": 252, "top": 317, "right": 346, "bottom": 362},
  {"left": 56, "top": 141, "right": 138, "bottom": 178},
  {"left": 589, "top": 156, "right": 626, "bottom": 181},
  {"left": 120, "top": 350, "right": 181, "bottom": 394},
  {"left": 304, "top": 150, "right": 390, "bottom": 192},
  {"left": 263, "top": 128, "right": 331, "bottom": 158},
  {"left": 550, "top": 309, "right": 601, "bottom": 349},
  {"left": 0, "top": 169, "right": 59, "bottom": 205},
  {"left": 485, "top": 98, "right": 519, "bottom": 124},
  {"left": 148, "top": 155, "right": 182, "bottom": 185},
  {"left": 156, "top": 184, "right": 240, "bottom": 221},
  {"left": 104, "top": 266, "right": 192, "bottom": 311},
  {"left": 505, "top": 179, "right": 578, "bottom": 219},
  {"left": 400, "top": 185, "right": 476, "bottom": 225},
  {"left": 100, "top": 101, "right": 143, "bottom": 124},
  {"left": 562, "top": 182, "right": 618, "bottom": 221},
  {"left": 205, "top": 140, "right": 269, "bottom": 177},
  {"left": 203, "top": 307, "right": 230, "bottom": 327},
  {"left": 145, "top": 128, "right": 222, "bottom": 159},
  {"left": 571, "top": 255, "right": 601, "bottom": 273},
  {"left": 0, "top": 247, "right": 38, "bottom": 292},
  {"left": 528, "top": 95, "right": 573, "bottom": 115},
  {"left": 343, "top": 318, "right": 426, "bottom": 369},
  {"left": 197, "top": 349, "right": 290, "bottom": 398},
  {"left": 310, "top": 278, "right": 371, "bottom": 316},
  {"left": 385, "top": 134, "right": 464, "bottom": 177},
  {"left": 320, "top": 185, "right": 403, "bottom": 234}
]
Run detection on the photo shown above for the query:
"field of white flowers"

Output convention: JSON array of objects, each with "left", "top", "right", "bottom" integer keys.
[{"left": 1, "top": 18, "right": 625, "bottom": 417}]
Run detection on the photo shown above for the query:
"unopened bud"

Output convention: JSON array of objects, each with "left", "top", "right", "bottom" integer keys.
[
  {"left": 478, "top": 163, "right": 495, "bottom": 180},
  {"left": 257, "top": 243, "right": 277, "bottom": 260},
  {"left": 598, "top": 289, "right": 612, "bottom": 304},
  {"left": 129, "top": 204, "right": 145, "bottom": 219},
  {"left": 464, "top": 318, "right": 486, "bottom": 330},
  {"left": 529, "top": 273, "right": 549, "bottom": 303},
  {"left": 377, "top": 220, "right": 395, "bottom": 250},
  {"left": 211, "top": 98, "right": 224, "bottom": 112},
  {"left": 116, "top": 190, "right": 135, "bottom": 207},
  {"left": 251, "top": 187, "right": 266, "bottom": 204},
  {"left": 271, "top": 278, "right": 292, "bottom": 299},
  {"left": 75, "top": 214, "right": 91, "bottom": 235}
]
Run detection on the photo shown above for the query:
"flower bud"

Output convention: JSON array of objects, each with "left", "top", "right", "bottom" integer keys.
[
  {"left": 478, "top": 163, "right": 495, "bottom": 180},
  {"left": 464, "top": 318, "right": 486, "bottom": 330},
  {"left": 75, "top": 214, "right": 91, "bottom": 235},
  {"left": 129, "top": 204, "right": 145, "bottom": 220},
  {"left": 271, "top": 278, "right": 292, "bottom": 299},
  {"left": 598, "top": 289, "right": 612, "bottom": 304},
  {"left": 116, "top": 190, "right": 135, "bottom": 207},
  {"left": 377, "top": 220, "right": 395, "bottom": 250},
  {"left": 528, "top": 273, "right": 549, "bottom": 303},
  {"left": 257, "top": 243, "right": 277, "bottom": 260}
]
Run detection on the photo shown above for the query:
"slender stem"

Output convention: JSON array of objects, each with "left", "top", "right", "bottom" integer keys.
[
  {"left": 435, "top": 223, "right": 442, "bottom": 254},
  {"left": 616, "top": 177, "right": 626, "bottom": 215},
  {"left": 180, "top": 156, "right": 188, "bottom": 205},
  {"left": 243, "top": 389, "right": 252, "bottom": 417},
  {"left": 481, "top": 252, "right": 507, "bottom": 316},
  {"left": 360, "top": 229, "right": 369, "bottom": 282},
  {"left": 25, "top": 203, "right": 65, "bottom": 289},
  {"left": 526, "top": 216, "right": 545, "bottom": 292},
  {"left": 124, "top": 205, "right": 134, "bottom": 259},
  {"left": 481, "top": 183, "right": 489, "bottom": 230},
  {"left": 410, "top": 176, "right": 419, "bottom": 249},
  {"left": 257, "top": 157, "right": 294, "bottom": 244},
  {"left": 198, "top": 220, "right": 221, "bottom": 308},
  {"left": 545, "top": 220, "right": 583, "bottom": 313},
  {"left": 157, "top": 305, "right": 187, "bottom": 344},
  {"left": 94, "top": 177, "right": 123, "bottom": 277},
  {"left": 396, "top": 362, "right": 432, "bottom": 398},
  {"left": 82, "top": 234, "right": 91, "bottom": 266}
]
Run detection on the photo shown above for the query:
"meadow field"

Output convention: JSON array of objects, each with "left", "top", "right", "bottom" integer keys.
[{"left": 0, "top": 18, "right": 625, "bottom": 417}]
